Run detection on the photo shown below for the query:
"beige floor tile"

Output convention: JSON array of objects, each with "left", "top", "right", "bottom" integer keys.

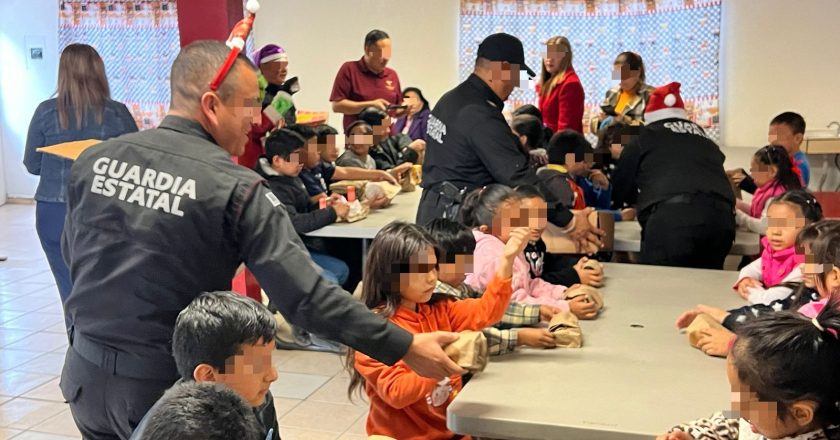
[
  {"left": 21, "top": 378, "right": 63, "bottom": 403},
  {"left": 3, "top": 332, "right": 67, "bottom": 353},
  {"left": 2, "top": 314, "right": 64, "bottom": 332},
  {"left": 0, "top": 371, "right": 55, "bottom": 397},
  {"left": 343, "top": 413, "right": 369, "bottom": 436},
  {"left": 13, "top": 353, "right": 66, "bottom": 376},
  {"left": 276, "top": 427, "right": 339, "bottom": 440},
  {"left": 276, "top": 351, "right": 346, "bottom": 376},
  {"left": 269, "top": 373, "right": 330, "bottom": 400},
  {"left": 28, "top": 408, "right": 81, "bottom": 437},
  {"left": 8, "top": 432, "right": 79, "bottom": 440},
  {"left": 0, "top": 329, "right": 36, "bottom": 349},
  {"left": 307, "top": 375, "right": 366, "bottom": 408},
  {"left": 0, "top": 397, "right": 67, "bottom": 430},
  {"left": 273, "top": 397, "right": 302, "bottom": 419},
  {"left": 0, "top": 297, "right": 56, "bottom": 314},
  {"left": 279, "top": 401, "right": 365, "bottom": 434},
  {"left": 0, "top": 350, "right": 44, "bottom": 372},
  {"left": 0, "top": 427, "right": 23, "bottom": 440}
]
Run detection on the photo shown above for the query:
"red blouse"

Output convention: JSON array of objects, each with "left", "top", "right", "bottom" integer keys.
[{"left": 537, "top": 67, "right": 585, "bottom": 133}]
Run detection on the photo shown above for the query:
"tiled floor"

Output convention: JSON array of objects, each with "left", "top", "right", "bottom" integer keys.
[{"left": 0, "top": 203, "right": 369, "bottom": 440}]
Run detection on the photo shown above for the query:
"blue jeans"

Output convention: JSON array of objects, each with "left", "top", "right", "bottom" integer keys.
[
  {"left": 310, "top": 252, "right": 350, "bottom": 287},
  {"left": 35, "top": 201, "right": 73, "bottom": 329}
]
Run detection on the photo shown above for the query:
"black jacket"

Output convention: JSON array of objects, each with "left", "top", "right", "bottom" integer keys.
[
  {"left": 722, "top": 286, "right": 820, "bottom": 331},
  {"left": 254, "top": 157, "right": 337, "bottom": 235},
  {"left": 129, "top": 380, "right": 281, "bottom": 440},
  {"left": 370, "top": 134, "right": 418, "bottom": 170},
  {"left": 611, "top": 118, "right": 734, "bottom": 215},
  {"left": 523, "top": 239, "right": 581, "bottom": 287},
  {"left": 420, "top": 74, "right": 572, "bottom": 227},
  {"left": 62, "top": 116, "right": 412, "bottom": 382}
]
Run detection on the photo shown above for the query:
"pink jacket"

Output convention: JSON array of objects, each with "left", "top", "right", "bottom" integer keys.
[
  {"left": 750, "top": 180, "right": 786, "bottom": 218},
  {"left": 734, "top": 236, "right": 804, "bottom": 305},
  {"left": 465, "top": 230, "right": 569, "bottom": 310}
]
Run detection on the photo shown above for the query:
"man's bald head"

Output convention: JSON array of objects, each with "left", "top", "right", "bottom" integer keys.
[{"left": 170, "top": 40, "right": 257, "bottom": 113}]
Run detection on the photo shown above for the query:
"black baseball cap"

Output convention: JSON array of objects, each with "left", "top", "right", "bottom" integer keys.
[{"left": 477, "top": 33, "right": 536, "bottom": 78}]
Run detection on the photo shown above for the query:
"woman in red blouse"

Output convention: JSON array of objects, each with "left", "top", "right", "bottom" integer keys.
[{"left": 537, "top": 36, "right": 585, "bottom": 133}]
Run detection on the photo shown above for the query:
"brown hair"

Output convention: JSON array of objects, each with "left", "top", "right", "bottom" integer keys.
[
  {"left": 56, "top": 44, "right": 110, "bottom": 130},
  {"left": 345, "top": 222, "right": 440, "bottom": 401},
  {"left": 539, "top": 36, "right": 573, "bottom": 98},
  {"left": 169, "top": 40, "right": 256, "bottom": 113}
]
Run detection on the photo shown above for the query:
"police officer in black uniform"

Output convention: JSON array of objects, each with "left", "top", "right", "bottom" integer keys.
[
  {"left": 60, "top": 41, "right": 463, "bottom": 440},
  {"left": 611, "top": 82, "right": 735, "bottom": 269}
]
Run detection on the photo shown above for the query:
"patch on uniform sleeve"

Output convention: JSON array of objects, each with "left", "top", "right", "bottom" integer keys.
[{"left": 265, "top": 192, "right": 282, "bottom": 207}]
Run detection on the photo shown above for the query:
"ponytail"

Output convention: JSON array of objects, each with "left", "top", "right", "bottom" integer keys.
[
  {"left": 459, "top": 184, "right": 517, "bottom": 228},
  {"left": 755, "top": 145, "right": 802, "bottom": 191}
]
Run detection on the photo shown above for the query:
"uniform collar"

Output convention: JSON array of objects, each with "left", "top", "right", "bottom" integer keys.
[
  {"left": 466, "top": 73, "right": 505, "bottom": 110},
  {"left": 159, "top": 115, "right": 217, "bottom": 144}
]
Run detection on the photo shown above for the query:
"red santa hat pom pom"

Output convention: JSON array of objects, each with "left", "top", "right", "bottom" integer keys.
[{"left": 644, "top": 82, "right": 687, "bottom": 124}]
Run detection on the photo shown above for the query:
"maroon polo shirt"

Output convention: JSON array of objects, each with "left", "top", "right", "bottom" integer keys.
[{"left": 330, "top": 57, "right": 402, "bottom": 133}]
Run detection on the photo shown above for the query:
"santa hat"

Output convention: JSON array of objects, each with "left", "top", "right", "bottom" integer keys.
[
  {"left": 250, "top": 44, "right": 288, "bottom": 65},
  {"left": 644, "top": 82, "right": 688, "bottom": 124}
]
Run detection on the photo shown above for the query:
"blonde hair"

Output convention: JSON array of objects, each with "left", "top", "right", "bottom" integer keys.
[
  {"left": 57, "top": 44, "right": 111, "bottom": 130},
  {"left": 540, "top": 36, "right": 573, "bottom": 98}
]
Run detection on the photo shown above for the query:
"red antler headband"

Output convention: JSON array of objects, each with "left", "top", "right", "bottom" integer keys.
[{"left": 209, "top": 0, "right": 260, "bottom": 91}]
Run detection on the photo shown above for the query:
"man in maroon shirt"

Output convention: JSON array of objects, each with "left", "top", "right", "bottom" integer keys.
[{"left": 330, "top": 29, "right": 403, "bottom": 133}]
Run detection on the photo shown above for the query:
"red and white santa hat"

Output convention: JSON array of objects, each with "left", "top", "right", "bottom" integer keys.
[{"left": 644, "top": 82, "right": 688, "bottom": 124}]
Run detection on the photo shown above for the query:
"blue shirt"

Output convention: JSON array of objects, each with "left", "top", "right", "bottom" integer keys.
[
  {"left": 299, "top": 161, "right": 336, "bottom": 197},
  {"left": 792, "top": 150, "right": 810, "bottom": 186},
  {"left": 23, "top": 98, "right": 138, "bottom": 202}
]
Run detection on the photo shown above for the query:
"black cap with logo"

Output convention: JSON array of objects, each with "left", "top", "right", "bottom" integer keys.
[{"left": 476, "top": 33, "right": 536, "bottom": 78}]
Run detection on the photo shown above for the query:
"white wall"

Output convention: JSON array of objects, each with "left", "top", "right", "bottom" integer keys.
[
  {"left": 0, "top": 0, "right": 59, "bottom": 200},
  {"left": 253, "top": 0, "right": 460, "bottom": 144},
  {"left": 720, "top": 0, "right": 840, "bottom": 148}
]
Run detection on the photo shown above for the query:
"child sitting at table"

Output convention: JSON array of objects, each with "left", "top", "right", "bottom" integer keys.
[
  {"left": 426, "top": 218, "right": 560, "bottom": 354},
  {"left": 357, "top": 106, "right": 425, "bottom": 168},
  {"left": 256, "top": 126, "right": 351, "bottom": 286},
  {"left": 657, "top": 299, "right": 840, "bottom": 440},
  {"left": 461, "top": 184, "right": 596, "bottom": 318},
  {"left": 131, "top": 291, "right": 280, "bottom": 440},
  {"left": 735, "top": 145, "right": 803, "bottom": 234},
  {"left": 511, "top": 113, "right": 548, "bottom": 168},
  {"left": 675, "top": 219, "right": 834, "bottom": 358},
  {"left": 336, "top": 121, "right": 378, "bottom": 170},
  {"left": 734, "top": 190, "right": 820, "bottom": 305},
  {"left": 349, "top": 221, "right": 529, "bottom": 439},
  {"left": 299, "top": 123, "right": 396, "bottom": 209},
  {"left": 732, "top": 112, "right": 811, "bottom": 192},
  {"left": 515, "top": 185, "right": 605, "bottom": 290}
]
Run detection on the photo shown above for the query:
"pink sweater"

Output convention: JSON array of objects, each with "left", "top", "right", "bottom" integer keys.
[{"left": 465, "top": 230, "right": 569, "bottom": 310}]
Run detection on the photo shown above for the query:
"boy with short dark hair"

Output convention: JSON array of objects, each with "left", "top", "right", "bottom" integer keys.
[
  {"left": 538, "top": 129, "right": 597, "bottom": 209},
  {"left": 733, "top": 112, "right": 810, "bottom": 192},
  {"left": 356, "top": 106, "right": 424, "bottom": 172},
  {"left": 426, "top": 218, "right": 560, "bottom": 354},
  {"left": 137, "top": 381, "right": 262, "bottom": 440},
  {"left": 131, "top": 291, "right": 280, "bottom": 440},
  {"left": 256, "top": 125, "right": 351, "bottom": 286}
]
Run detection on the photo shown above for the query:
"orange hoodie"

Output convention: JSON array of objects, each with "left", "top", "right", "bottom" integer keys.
[{"left": 354, "top": 274, "right": 513, "bottom": 440}]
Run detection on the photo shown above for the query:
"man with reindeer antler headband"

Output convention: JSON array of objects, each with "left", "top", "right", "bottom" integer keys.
[{"left": 59, "top": 2, "right": 465, "bottom": 438}]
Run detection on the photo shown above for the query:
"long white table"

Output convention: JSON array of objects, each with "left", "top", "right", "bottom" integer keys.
[
  {"left": 305, "top": 191, "right": 761, "bottom": 257},
  {"left": 448, "top": 263, "right": 745, "bottom": 440}
]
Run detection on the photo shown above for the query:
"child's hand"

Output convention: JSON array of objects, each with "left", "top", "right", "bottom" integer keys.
[
  {"left": 736, "top": 278, "right": 762, "bottom": 299},
  {"left": 696, "top": 327, "right": 735, "bottom": 357},
  {"left": 390, "top": 162, "right": 413, "bottom": 179},
  {"left": 675, "top": 308, "right": 701, "bottom": 329},
  {"left": 368, "top": 194, "right": 390, "bottom": 209},
  {"left": 620, "top": 207, "right": 636, "bottom": 221},
  {"left": 656, "top": 431, "right": 694, "bottom": 440},
  {"left": 574, "top": 257, "right": 604, "bottom": 287},
  {"left": 517, "top": 328, "right": 556, "bottom": 349},
  {"left": 696, "top": 305, "right": 728, "bottom": 323},
  {"left": 332, "top": 202, "right": 350, "bottom": 220},
  {"left": 497, "top": 227, "right": 530, "bottom": 280},
  {"left": 539, "top": 305, "right": 562, "bottom": 322},
  {"left": 569, "top": 296, "right": 599, "bottom": 320},
  {"left": 589, "top": 169, "right": 610, "bottom": 189}
]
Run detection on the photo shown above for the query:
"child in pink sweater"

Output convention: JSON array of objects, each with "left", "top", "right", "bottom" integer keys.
[{"left": 461, "top": 184, "right": 598, "bottom": 320}]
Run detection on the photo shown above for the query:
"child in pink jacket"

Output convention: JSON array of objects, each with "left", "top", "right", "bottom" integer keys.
[{"left": 461, "top": 184, "right": 597, "bottom": 320}]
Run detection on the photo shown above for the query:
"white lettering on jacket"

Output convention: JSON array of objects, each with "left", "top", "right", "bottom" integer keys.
[
  {"left": 88, "top": 157, "right": 196, "bottom": 217},
  {"left": 663, "top": 121, "right": 708, "bottom": 139},
  {"left": 427, "top": 114, "right": 447, "bottom": 144}
]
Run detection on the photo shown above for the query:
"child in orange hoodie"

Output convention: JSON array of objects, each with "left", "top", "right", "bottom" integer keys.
[{"left": 349, "top": 221, "right": 529, "bottom": 440}]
